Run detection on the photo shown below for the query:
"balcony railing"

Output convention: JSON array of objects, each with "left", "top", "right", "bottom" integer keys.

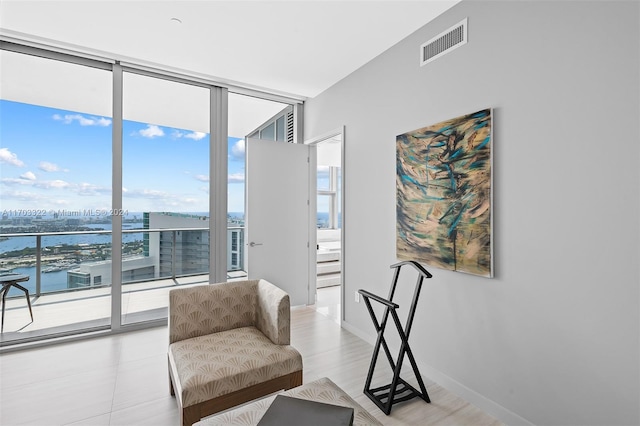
[
  {"left": 0, "top": 226, "right": 247, "bottom": 345},
  {"left": 0, "top": 226, "right": 245, "bottom": 298}
]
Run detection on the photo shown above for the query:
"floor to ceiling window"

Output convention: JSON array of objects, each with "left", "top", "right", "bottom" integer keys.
[
  {"left": 0, "top": 47, "right": 113, "bottom": 343},
  {"left": 120, "top": 71, "right": 211, "bottom": 326},
  {"left": 317, "top": 136, "right": 342, "bottom": 229},
  {"left": 0, "top": 42, "right": 300, "bottom": 347}
]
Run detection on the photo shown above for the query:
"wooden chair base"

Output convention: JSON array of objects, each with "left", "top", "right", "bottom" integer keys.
[{"left": 171, "top": 370, "right": 303, "bottom": 426}]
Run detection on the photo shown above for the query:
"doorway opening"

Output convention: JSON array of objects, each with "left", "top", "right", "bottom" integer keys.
[{"left": 308, "top": 130, "right": 343, "bottom": 323}]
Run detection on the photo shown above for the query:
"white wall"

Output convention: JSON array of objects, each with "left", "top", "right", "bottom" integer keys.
[{"left": 304, "top": 1, "right": 639, "bottom": 425}]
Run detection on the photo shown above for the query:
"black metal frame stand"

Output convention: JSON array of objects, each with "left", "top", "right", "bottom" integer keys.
[{"left": 358, "top": 260, "right": 432, "bottom": 415}]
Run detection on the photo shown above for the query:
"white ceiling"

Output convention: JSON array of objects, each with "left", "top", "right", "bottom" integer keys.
[
  {"left": 0, "top": 0, "right": 459, "bottom": 99},
  {"left": 0, "top": 1, "right": 459, "bottom": 137}
]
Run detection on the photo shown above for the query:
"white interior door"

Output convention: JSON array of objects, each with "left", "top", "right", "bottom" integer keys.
[{"left": 245, "top": 138, "right": 312, "bottom": 306}]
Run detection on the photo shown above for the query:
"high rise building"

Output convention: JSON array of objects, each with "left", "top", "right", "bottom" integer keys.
[{"left": 144, "top": 212, "right": 209, "bottom": 277}]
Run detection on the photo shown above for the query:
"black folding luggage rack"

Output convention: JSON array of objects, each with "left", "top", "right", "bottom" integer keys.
[{"left": 358, "top": 260, "right": 432, "bottom": 415}]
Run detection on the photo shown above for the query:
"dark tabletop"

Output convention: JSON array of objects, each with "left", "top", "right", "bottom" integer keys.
[{"left": 0, "top": 274, "right": 30, "bottom": 284}]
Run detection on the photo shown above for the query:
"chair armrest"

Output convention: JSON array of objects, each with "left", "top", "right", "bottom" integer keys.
[
  {"left": 169, "top": 280, "right": 258, "bottom": 344},
  {"left": 256, "top": 279, "right": 291, "bottom": 345}
]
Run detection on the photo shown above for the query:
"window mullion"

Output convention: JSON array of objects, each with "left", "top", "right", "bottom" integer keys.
[{"left": 111, "top": 62, "right": 123, "bottom": 330}]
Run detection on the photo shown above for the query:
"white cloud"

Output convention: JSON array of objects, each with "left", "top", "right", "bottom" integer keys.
[
  {"left": 171, "top": 130, "right": 206, "bottom": 141},
  {"left": 34, "top": 179, "right": 71, "bottom": 189},
  {"left": 3, "top": 177, "right": 71, "bottom": 190},
  {"left": 0, "top": 189, "right": 44, "bottom": 201},
  {"left": 2, "top": 176, "right": 111, "bottom": 197},
  {"left": 230, "top": 139, "right": 245, "bottom": 160},
  {"left": 53, "top": 113, "right": 111, "bottom": 127},
  {"left": 0, "top": 148, "right": 25, "bottom": 167},
  {"left": 185, "top": 131, "right": 206, "bottom": 141},
  {"left": 123, "top": 188, "right": 170, "bottom": 199},
  {"left": 20, "top": 171, "right": 36, "bottom": 180},
  {"left": 120, "top": 186, "right": 206, "bottom": 209},
  {"left": 39, "top": 161, "right": 62, "bottom": 172},
  {"left": 139, "top": 124, "right": 165, "bottom": 138},
  {"left": 1, "top": 177, "right": 32, "bottom": 186},
  {"left": 75, "top": 182, "right": 111, "bottom": 196},
  {"left": 195, "top": 174, "right": 209, "bottom": 182},
  {"left": 228, "top": 172, "right": 245, "bottom": 183},
  {"left": 51, "top": 199, "right": 70, "bottom": 206}
]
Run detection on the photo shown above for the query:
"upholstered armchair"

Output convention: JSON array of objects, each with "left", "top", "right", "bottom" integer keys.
[{"left": 168, "top": 279, "right": 303, "bottom": 426}]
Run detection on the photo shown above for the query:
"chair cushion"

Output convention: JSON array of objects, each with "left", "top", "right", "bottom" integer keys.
[{"left": 169, "top": 326, "right": 303, "bottom": 408}]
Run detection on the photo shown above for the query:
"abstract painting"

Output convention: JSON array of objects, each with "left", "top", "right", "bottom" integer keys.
[{"left": 396, "top": 109, "right": 493, "bottom": 277}]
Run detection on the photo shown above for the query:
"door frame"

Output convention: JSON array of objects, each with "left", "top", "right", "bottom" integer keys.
[{"left": 305, "top": 126, "right": 345, "bottom": 321}]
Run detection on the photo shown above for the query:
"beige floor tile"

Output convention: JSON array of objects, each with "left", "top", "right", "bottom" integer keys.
[
  {"left": 116, "top": 327, "right": 168, "bottom": 362},
  {"left": 64, "top": 413, "right": 111, "bottom": 426},
  {"left": 108, "top": 397, "right": 180, "bottom": 426},
  {"left": 0, "top": 367, "right": 117, "bottom": 425},
  {"left": 1, "top": 337, "right": 121, "bottom": 390},
  {"left": 0, "top": 287, "right": 503, "bottom": 426},
  {"left": 111, "top": 354, "right": 171, "bottom": 412}
]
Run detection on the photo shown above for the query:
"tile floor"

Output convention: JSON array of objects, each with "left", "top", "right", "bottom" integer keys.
[{"left": 0, "top": 285, "right": 503, "bottom": 426}]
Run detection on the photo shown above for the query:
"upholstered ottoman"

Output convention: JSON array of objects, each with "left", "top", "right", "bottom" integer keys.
[
  {"left": 168, "top": 280, "right": 303, "bottom": 426},
  {"left": 195, "top": 377, "right": 382, "bottom": 426}
]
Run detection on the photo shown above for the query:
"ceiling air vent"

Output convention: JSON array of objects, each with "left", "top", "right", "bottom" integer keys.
[{"left": 420, "top": 18, "right": 467, "bottom": 66}]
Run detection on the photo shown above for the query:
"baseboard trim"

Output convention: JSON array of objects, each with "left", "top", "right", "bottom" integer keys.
[
  {"left": 418, "top": 362, "right": 534, "bottom": 426},
  {"left": 340, "top": 320, "right": 534, "bottom": 426},
  {"left": 341, "top": 320, "right": 376, "bottom": 343}
]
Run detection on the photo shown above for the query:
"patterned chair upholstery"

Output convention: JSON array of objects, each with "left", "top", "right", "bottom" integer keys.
[{"left": 168, "top": 279, "right": 303, "bottom": 426}]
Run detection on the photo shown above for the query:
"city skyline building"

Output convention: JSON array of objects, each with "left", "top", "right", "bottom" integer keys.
[{"left": 65, "top": 212, "right": 245, "bottom": 288}]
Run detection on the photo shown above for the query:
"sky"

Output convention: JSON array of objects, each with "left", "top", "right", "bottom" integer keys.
[{"left": 0, "top": 100, "right": 247, "bottom": 216}]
